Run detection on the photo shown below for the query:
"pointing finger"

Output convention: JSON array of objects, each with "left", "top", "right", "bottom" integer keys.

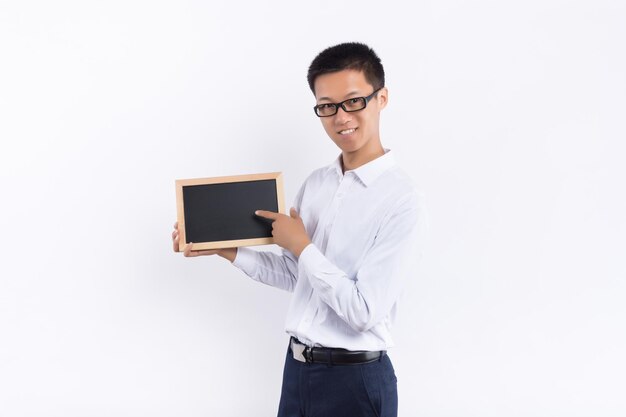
[{"left": 255, "top": 210, "right": 281, "bottom": 220}]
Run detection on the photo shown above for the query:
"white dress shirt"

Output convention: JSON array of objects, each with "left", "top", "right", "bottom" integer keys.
[{"left": 232, "top": 149, "right": 428, "bottom": 351}]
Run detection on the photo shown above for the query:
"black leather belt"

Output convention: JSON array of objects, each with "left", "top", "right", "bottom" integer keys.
[{"left": 290, "top": 337, "right": 386, "bottom": 365}]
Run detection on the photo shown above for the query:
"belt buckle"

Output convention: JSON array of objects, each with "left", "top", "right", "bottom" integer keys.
[{"left": 291, "top": 340, "right": 307, "bottom": 363}]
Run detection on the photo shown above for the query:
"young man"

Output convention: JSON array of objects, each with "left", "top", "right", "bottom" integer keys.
[{"left": 172, "top": 42, "right": 426, "bottom": 417}]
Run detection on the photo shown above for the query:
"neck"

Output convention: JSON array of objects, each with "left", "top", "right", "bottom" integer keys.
[{"left": 341, "top": 143, "right": 385, "bottom": 173}]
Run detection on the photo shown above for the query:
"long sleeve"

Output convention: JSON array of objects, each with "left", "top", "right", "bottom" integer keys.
[
  {"left": 296, "top": 192, "right": 427, "bottom": 332},
  {"left": 232, "top": 247, "right": 299, "bottom": 292}
]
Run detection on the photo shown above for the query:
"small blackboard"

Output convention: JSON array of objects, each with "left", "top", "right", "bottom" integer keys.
[{"left": 175, "top": 172, "right": 285, "bottom": 251}]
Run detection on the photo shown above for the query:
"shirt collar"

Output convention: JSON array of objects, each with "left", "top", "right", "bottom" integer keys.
[{"left": 327, "top": 149, "right": 396, "bottom": 187}]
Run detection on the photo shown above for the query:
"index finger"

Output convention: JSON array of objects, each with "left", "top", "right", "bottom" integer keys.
[{"left": 255, "top": 210, "right": 280, "bottom": 220}]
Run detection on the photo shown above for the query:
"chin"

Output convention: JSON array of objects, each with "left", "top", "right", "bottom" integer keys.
[
  {"left": 333, "top": 135, "right": 359, "bottom": 148},
  {"left": 332, "top": 138, "right": 352, "bottom": 150},
  {"left": 339, "top": 144, "right": 364, "bottom": 155}
]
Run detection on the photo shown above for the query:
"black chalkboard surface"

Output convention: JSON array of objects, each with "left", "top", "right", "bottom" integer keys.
[{"left": 175, "top": 173, "right": 285, "bottom": 251}]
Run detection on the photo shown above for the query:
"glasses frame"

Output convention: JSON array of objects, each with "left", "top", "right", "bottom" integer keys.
[{"left": 313, "top": 87, "right": 383, "bottom": 117}]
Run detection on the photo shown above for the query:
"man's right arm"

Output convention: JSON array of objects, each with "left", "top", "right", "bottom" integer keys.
[{"left": 230, "top": 246, "right": 298, "bottom": 292}]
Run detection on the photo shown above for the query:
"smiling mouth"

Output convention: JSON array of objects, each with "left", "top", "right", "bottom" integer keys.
[{"left": 338, "top": 128, "right": 357, "bottom": 135}]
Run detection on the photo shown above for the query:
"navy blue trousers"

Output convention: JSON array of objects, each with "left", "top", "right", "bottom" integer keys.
[{"left": 277, "top": 343, "right": 398, "bottom": 417}]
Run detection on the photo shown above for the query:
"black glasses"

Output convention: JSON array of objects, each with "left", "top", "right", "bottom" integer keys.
[{"left": 313, "top": 88, "right": 383, "bottom": 117}]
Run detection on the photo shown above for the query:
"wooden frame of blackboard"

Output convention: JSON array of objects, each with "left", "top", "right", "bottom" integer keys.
[{"left": 175, "top": 172, "right": 285, "bottom": 252}]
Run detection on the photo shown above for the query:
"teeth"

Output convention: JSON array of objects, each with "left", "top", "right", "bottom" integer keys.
[{"left": 339, "top": 128, "right": 356, "bottom": 135}]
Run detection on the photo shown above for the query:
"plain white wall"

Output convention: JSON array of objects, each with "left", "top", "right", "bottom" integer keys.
[{"left": 1, "top": 1, "right": 624, "bottom": 416}]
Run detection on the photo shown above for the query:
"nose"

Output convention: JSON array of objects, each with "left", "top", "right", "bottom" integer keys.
[{"left": 333, "top": 106, "right": 352, "bottom": 125}]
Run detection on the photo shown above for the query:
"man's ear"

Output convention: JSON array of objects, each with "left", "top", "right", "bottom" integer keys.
[{"left": 377, "top": 87, "right": 389, "bottom": 110}]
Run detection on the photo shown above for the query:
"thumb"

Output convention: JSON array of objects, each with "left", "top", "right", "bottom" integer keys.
[{"left": 290, "top": 207, "right": 300, "bottom": 219}]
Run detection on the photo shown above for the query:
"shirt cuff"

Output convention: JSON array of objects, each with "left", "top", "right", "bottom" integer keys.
[
  {"left": 297, "top": 243, "right": 327, "bottom": 276},
  {"left": 232, "top": 246, "right": 259, "bottom": 276},
  {"left": 297, "top": 243, "right": 344, "bottom": 293}
]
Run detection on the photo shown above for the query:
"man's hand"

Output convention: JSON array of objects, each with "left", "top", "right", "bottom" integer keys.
[
  {"left": 255, "top": 208, "right": 311, "bottom": 257},
  {"left": 172, "top": 221, "right": 237, "bottom": 262}
]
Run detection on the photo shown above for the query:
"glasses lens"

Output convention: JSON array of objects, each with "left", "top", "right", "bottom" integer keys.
[
  {"left": 343, "top": 97, "right": 366, "bottom": 112},
  {"left": 316, "top": 104, "right": 337, "bottom": 117}
]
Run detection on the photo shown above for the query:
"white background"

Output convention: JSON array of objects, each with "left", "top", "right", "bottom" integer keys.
[{"left": 1, "top": 1, "right": 625, "bottom": 416}]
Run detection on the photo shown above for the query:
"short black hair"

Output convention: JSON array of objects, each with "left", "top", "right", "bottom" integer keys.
[{"left": 307, "top": 42, "right": 385, "bottom": 95}]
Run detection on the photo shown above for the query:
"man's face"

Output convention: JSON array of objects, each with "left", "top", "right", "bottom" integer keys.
[{"left": 313, "top": 69, "right": 387, "bottom": 156}]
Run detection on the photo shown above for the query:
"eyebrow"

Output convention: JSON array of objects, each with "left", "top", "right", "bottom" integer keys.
[{"left": 317, "top": 90, "right": 362, "bottom": 102}]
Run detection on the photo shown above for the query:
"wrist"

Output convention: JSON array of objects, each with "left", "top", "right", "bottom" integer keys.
[
  {"left": 292, "top": 239, "right": 312, "bottom": 258},
  {"left": 218, "top": 248, "right": 238, "bottom": 263}
]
